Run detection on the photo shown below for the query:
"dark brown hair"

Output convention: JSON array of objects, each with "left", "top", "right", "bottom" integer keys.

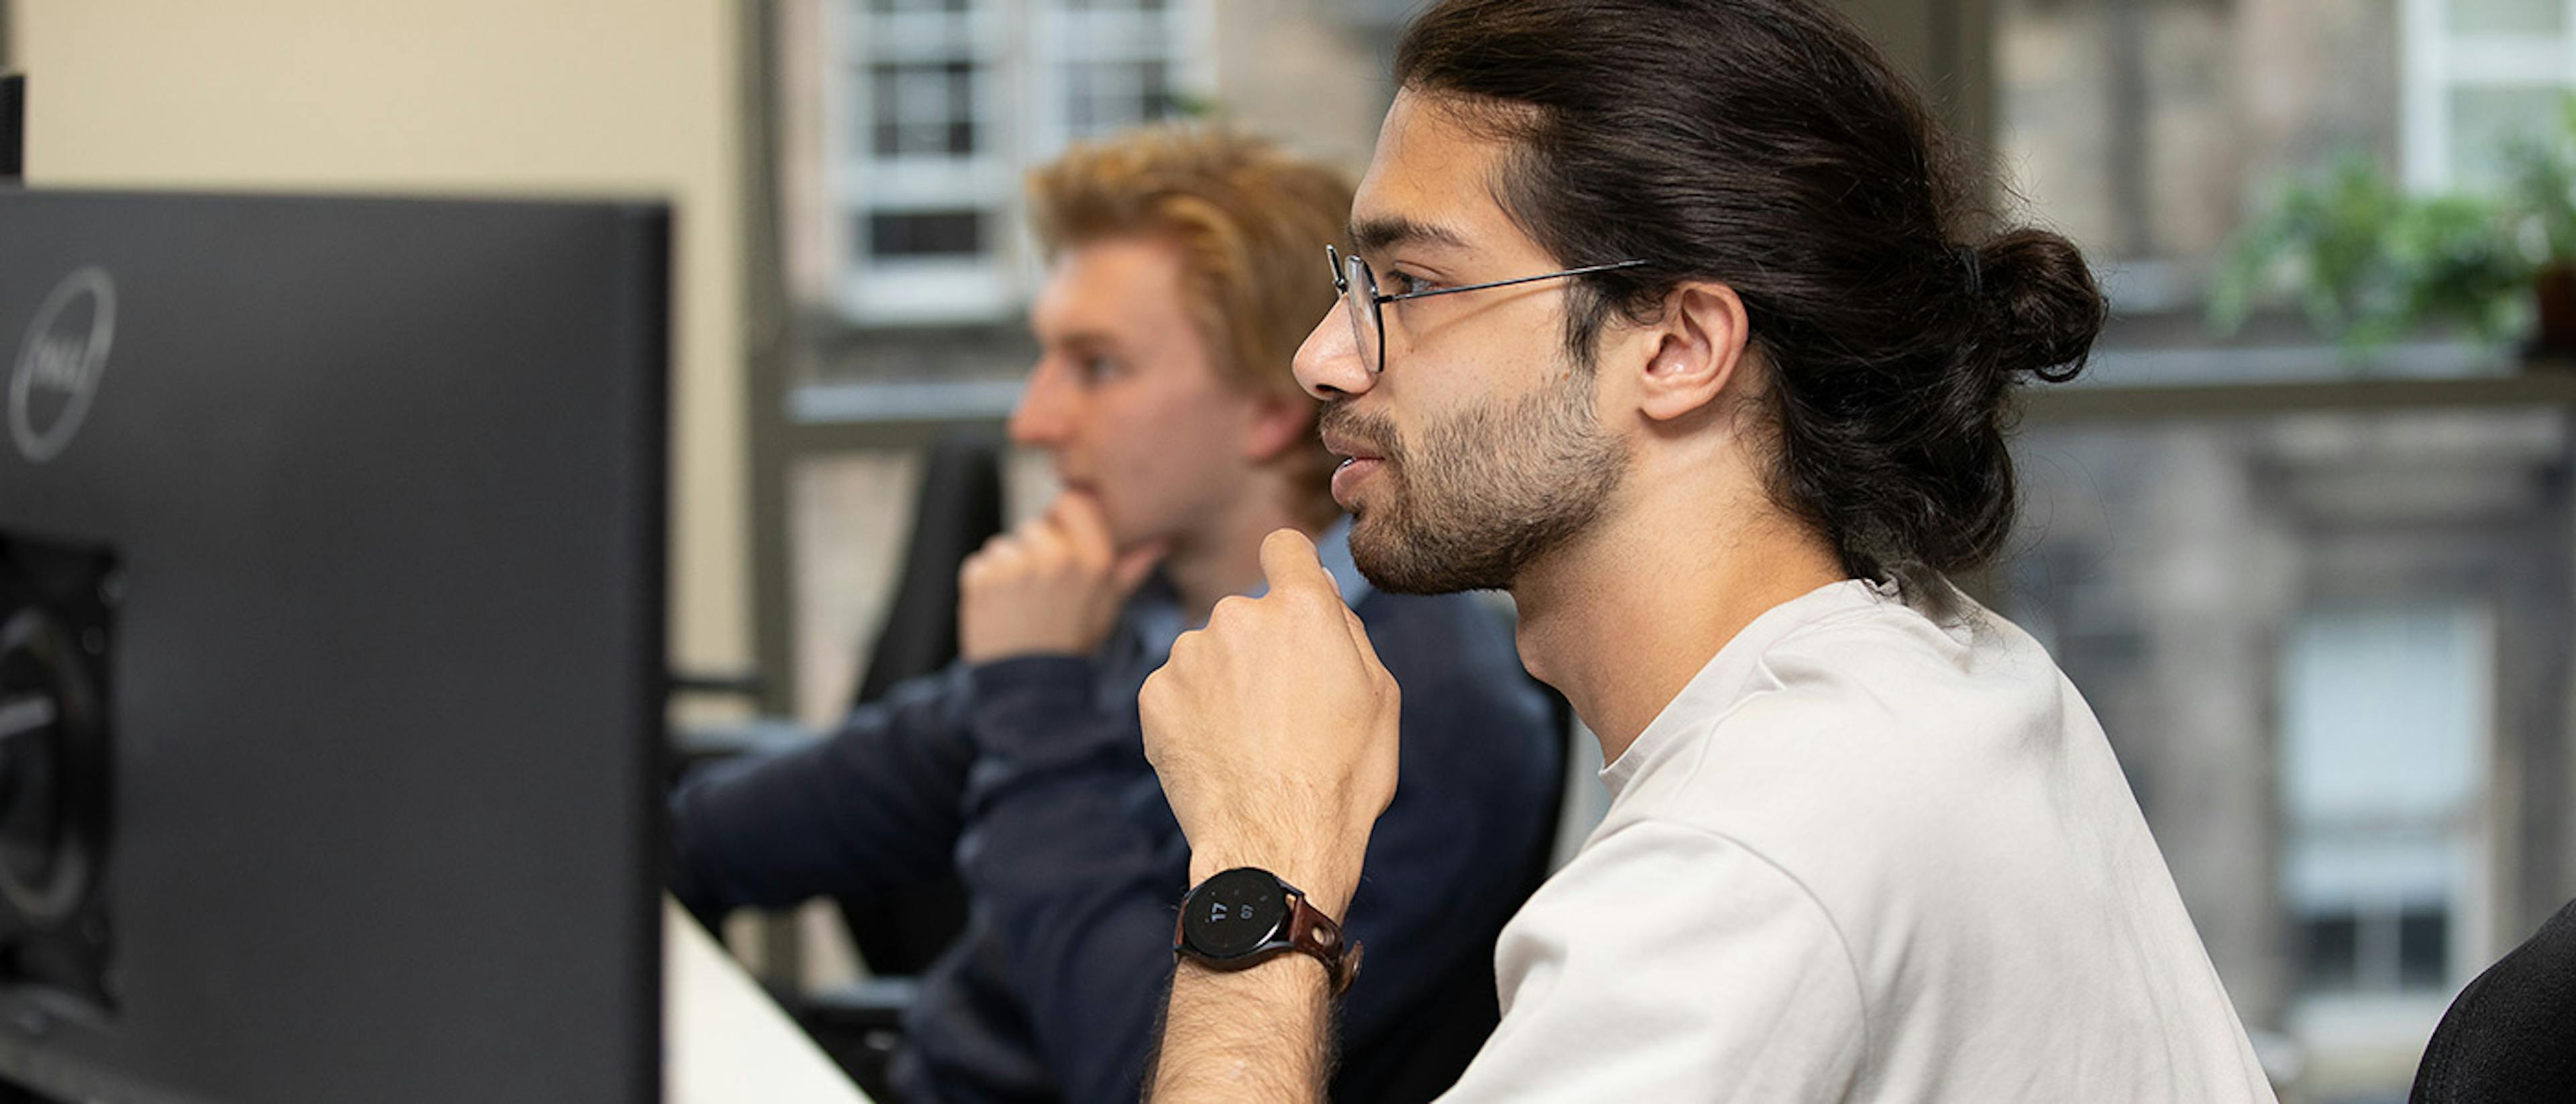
[{"left": 1397, "top": 0, "right": 2105, "bottom": 600}]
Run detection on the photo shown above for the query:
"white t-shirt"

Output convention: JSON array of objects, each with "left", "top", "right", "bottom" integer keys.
[{"left": 1437, "top": 580, "right": 2278, "bottom": 1103}]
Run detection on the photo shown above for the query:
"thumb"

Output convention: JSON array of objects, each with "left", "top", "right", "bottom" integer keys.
[
  {"left": 1109, "top": 539, "right": 1169, "bottom": 595},
  {"left": 1257, "top": 528, "right": 1337, "bottom": 599}
]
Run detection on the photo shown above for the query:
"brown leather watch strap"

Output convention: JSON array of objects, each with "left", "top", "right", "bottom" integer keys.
[
  {"left": 1172, "top": 868, "right": 1364, "bottom": 995},
  {"left": 1287, "top": 891, "right": 1362, "bottom": 996}
]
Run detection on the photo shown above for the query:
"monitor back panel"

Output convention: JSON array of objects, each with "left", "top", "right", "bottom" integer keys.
[{"left": 0, "top": 190, "right": 668, "bottom": 1104}]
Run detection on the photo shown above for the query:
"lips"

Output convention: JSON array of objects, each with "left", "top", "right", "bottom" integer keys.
[
  {"left": 1323, "top": 430, "right": 1389, "bottom": 508},
  {"left": 1330, "top": 456, "right": 1383, "bottom": 506},
  {"left": 1319, "top": 430, "right": 1383, "bottom": 465},
  {"left": 1320, "top": 421, "right": 1394, "bottom": 508}
]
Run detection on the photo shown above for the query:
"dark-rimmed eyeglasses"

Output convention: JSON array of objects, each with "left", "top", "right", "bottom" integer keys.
[{"left": 1327, "top": 245, "right": 1647, "bottom": 375}]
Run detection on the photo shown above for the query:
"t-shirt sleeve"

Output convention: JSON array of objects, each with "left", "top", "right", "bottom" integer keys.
[{"left": 1435, "top": 819, "right": 1867, "bottom": 1103}]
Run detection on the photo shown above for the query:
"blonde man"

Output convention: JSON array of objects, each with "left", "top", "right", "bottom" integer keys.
[{"left": 670, "top": 126, "right": 1559, "bottom": 1104}]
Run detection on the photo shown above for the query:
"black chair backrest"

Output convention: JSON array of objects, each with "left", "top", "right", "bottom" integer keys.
[
  {"left": 837, "top": 433, "right": 1006, "bottom": 976},
  {"left": 851, "top": 433, "right": 1007, "bottom": 710}
]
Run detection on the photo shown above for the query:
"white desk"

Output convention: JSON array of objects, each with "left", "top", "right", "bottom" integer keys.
[{"left": 664, "top": 897, "right": 874, "bottom": 1104}]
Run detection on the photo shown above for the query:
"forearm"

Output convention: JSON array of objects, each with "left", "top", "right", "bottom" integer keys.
[
  {"left": 1151, "top": 956, "right": 1336, "bottom": 1103},
  {"left": 1136, "top": 531, "right": 1404, "bottom": 1102},
  {"left": 669, "top": 671, "right": 976, "bottom": 915}
]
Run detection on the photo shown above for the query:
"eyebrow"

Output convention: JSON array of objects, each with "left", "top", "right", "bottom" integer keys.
[
  {"left": 1042, "top": 328, "right": 1124, "bottom": 354},
  {"left": 1348, "top": 215, "right": 1472, "bottom": 256}
]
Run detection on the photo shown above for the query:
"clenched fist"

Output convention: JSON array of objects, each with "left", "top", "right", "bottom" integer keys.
[
  {"left": 957, "top": 492, "right": 1167, "bottom": 664},
  {"left": 1139, "top": 529, "right": 1400, "bottom": 919}
]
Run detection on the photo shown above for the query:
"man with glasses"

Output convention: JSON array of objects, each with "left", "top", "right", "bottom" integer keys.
[
  {"left": 669, "top": 126, "right": 1560, "bottom": 1104},
  {"left": 1137, "top": 1, "right": 2278, "bottom": 1101}
]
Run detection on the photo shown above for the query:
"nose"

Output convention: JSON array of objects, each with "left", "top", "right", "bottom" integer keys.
[
  {"left": 1010, "top": 357, "right": 1075, "bottom": 447},
  {"left": 1292, "top": 306, "right": 1374, "bottom": 401}
]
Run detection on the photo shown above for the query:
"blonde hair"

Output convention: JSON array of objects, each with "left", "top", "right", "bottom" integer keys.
[{"left": 1028, "top": 125, "right": 1354, "bottom": 514}]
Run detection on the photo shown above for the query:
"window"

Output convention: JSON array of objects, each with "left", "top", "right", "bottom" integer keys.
[
  {"left": 1039, "top": 0, "right": 1185, "bottom": 143},
  {"left": 830, "top": 0, "right": 1209, "bottom": 326},
  {"left": 1999, "top": 406, "right": 2568, "bottom": 1100},
  {"left": 833, "top": 0, "right": 1014, "bottom": 323},
  {"left": 2279, "top": 602, "right": 2491, "bottom": 1001},
  {"left": 2403, "top": 0, "right": 2576, "bottom": 191}
]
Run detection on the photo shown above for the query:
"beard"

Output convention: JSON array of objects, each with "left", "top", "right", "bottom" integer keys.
[{"left": 1321, "top": 365, "right": 1629, "bottom": 594}]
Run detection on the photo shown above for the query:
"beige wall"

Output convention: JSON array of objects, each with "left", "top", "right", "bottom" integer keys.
[{"left": 11, "top": 0, "right": 751, "bottom": 691}]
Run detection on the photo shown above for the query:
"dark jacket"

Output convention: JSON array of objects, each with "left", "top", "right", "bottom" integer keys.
[{"left": 671, "top": 553, "right": 1559, "bottom": 1104}]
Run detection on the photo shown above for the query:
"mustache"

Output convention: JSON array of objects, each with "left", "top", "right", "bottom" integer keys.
[{"left": 1318, "top": 403, "right": 1406, "bottom": 466}]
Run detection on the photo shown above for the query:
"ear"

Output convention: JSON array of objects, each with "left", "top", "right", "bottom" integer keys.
[
  {"left": 1238, "top": 391, "right": 1317, "bottom": 464},
  {"left": 1631, "top": 281, "right": 1751, "bottom": 424}
]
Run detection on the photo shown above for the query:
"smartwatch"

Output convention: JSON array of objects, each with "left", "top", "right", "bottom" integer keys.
[{"left": 1172, "top": 867, "right": 1361, "bottom": 995}]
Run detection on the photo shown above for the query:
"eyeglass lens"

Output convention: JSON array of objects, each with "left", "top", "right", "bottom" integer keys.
[{"left": 1340, "top": 252, "right": 1381, "bottom": 374}]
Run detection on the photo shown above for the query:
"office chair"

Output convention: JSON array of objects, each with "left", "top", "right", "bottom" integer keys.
[
  {"left": 2410, "top": 895, "right": 2576, "bottom": 1103},
  {"left": 790, "top": 432, "right": 1005, "bottom": 1097},
  {"left": 830, "top": 431, "right": 1006, "bottom": 976}
]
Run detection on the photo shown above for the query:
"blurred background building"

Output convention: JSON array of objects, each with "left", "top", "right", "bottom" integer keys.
[{"left": 11, "top": 2, "right": 2576, "bottom": 1102}]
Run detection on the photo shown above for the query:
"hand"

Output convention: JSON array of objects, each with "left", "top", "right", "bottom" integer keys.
[
  {"left": 957, "top": 492, "right": 1166, "bottom": 664},
  {"left": 1139, "top": 529, "right": 1399, "bottom": 918}
]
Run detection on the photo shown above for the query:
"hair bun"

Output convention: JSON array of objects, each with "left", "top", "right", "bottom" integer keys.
[{"left": 1971, "top": 229, "right": 2106, "bottom": 384}]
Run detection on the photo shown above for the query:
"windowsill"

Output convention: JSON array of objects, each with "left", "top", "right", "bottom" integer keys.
[
  {"left": 789, "top": 378, "right": 1022, "bottom": 425},
  {"left": 2083, "top": 307, "right": 2517, "bottom": 384},
  {"left": 2286, "top": 990, "right": 2455, "bottom": 1053},
  {"left": 2019, "top": 306, "right": 2576, "bottom": 419}
]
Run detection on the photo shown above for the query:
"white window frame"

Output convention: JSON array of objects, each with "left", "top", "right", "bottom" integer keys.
[
  {"left": 826, "top": 0, "right": 1215, "bottom": 327},
  {"left": 2402, "top": 0, "right": 2576, "bottom": 192},
  {"left": 2277, "top": 599, "right": 2500, "bottom": 1055}
]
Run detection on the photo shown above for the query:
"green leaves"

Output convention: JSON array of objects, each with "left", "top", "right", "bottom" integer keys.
[{"left": 2209, "top": 150, "right": 2533, "bottom": 357}]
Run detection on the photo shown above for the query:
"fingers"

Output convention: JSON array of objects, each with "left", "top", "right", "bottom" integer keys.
[
  {"left": 1049, "top": 491, "right": 1118, "bottom": 569},
  {"left": 1018, "top": 512, "right": 1072, "bottom": 569},
  {"left": 1258, "top": 528, "right": 1338, "bottom": 600}
]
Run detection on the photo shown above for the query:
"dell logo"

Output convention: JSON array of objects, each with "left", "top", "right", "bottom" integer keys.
[{"left": 9, "top": 268, "right": 117, "bottom": 463}]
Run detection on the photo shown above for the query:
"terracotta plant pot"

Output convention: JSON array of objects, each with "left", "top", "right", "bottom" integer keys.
[{"left": 2534, "top": 264, "right": 2576, "bottom": 357}]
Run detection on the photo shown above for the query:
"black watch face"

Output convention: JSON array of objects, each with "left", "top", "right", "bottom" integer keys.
[{"left": 1183, "top": 868, "right": 1290, "bottom": 958}]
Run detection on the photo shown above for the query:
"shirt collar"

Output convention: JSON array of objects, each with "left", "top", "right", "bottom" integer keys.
[
  {"left": 1110, "top": 516, "right": 1371, "bottom": 671},
  {"left": 1599, "top": 577, "right": 1892, "bottom": 797}
]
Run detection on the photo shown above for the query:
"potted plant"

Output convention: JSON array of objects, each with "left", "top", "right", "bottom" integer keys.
[
  {"left": 2500, "top": 95, "right": 2576, "bottom": 356},
  {"left": 2210, "top": 150, "right": 2531, "bottom": 361}
]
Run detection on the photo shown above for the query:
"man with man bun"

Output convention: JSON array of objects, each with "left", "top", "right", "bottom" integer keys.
[{"left": 1136, "top": 2, "right": 2279, "bottom": 1100}]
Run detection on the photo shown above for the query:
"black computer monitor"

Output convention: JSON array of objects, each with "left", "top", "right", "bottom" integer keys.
[{"left": 0, "top": 190, "right": 668, "bottom": 1104}]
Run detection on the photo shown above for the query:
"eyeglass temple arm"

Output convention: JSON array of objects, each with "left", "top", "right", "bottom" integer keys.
[{"left": 1378, "top": 258, "right": 1648, "bottom": 304}]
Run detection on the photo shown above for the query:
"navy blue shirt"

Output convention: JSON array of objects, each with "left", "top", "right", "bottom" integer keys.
[{"left": 671, "top": 522, "right": 1560, "bottom": 1104}]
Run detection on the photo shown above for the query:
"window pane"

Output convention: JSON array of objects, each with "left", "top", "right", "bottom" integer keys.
[
  {"left": 2282, "top": 605, "right": 2483, "bottom": 825},
  {"left": 865, "top": 210, "right": 987, "bottom": 259},
  {"left": 2449, "top": 85, "right": 2567, "bottom": 189},
  {"left": 2298, "top": 911, "right": 2362, "bottom": 993},
  {"left": 1066, "top": 61, "right": 1176, "bottom": 139},
  {"left": 869, "top": 62, "right": 980, "bottom": 158},
  {"left": 2448, "top": 0, "right": 2567, "bottom": 36},
  {"left": 2398, "top": 906, "right": 2451, "bottom": 990}
]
